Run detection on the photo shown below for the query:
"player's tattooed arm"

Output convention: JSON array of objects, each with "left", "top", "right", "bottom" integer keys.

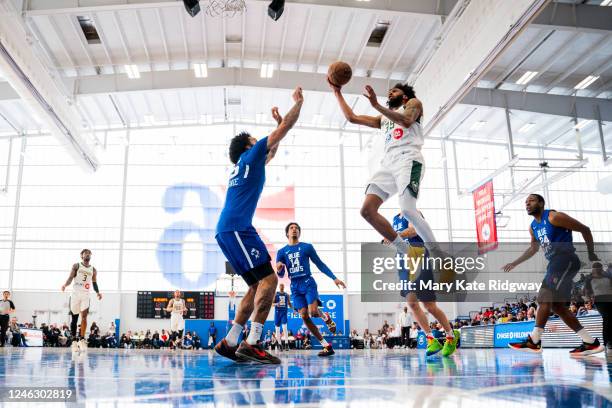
[
  {"left": 331, "top": 81, "right": 381, "bottom": 128},
  {"left": 502, "top": 228, "right": 540, "bottom": 272},
  {"left": 61, "top": 263, "right": 78, "bottom": 291},
  {"left": 366, "top": 85, "right": 422, "bottom": 128}
]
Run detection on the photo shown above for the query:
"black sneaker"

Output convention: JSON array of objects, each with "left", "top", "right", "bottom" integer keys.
[
  {"left": 235, "top": 341, "right": 281, "bottom": 364},
  {"left": 509, "top": 335, "right": 542, "bottom": 353},
  {"left": 318, "top": 345, "right": 335, "bottom": 357},
  {"left": 570, "top": 338, "right": 604, "bottom": 357},
  {"left": 214, "top": 339, "right": 245, "bottom": 362}
]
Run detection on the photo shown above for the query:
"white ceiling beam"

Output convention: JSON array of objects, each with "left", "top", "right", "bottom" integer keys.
[
  {"left": 462, "top": 87, "right": 612, "bottom": 123},
  {"left": 413, "top": 0, "right": 550, "bottom": 135},
  {"left": 26, "top": 0, "right": 456, "bottom": 18},
  {"left": 90, "top": 12, "right": 116, "bottom": 74},
  {"left": 69, "top": 66, "right": 390, "bottom": 97},
  {"left": 0, "top": 0, "right": 98, "bottom": 170},
  {"left": 531, "top": 3, "right": 612, "bottom": 34}
]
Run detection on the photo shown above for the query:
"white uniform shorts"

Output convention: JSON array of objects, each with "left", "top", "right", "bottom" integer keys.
[
  {"left": 170, "top": 313, "right": 184, "bottom": 332},
  {"left": 69, "top": 292, "right": 91, "bottom": 315},
  {"left": 366, "top": 153, "right": 425, "bottom": 202}
]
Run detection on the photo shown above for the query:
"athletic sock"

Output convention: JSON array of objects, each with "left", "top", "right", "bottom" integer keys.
[
  {"left": 392, "top": 235, "right": 408, "bottom": 254},
  {"left": 226, "top": 323, "right": 243, "bottom": 347},
  {"left": 247, "top": 322, "right": 263, "bottom": 345},
  {"left": 576, "top": 328, "right": 595, "bottom": 344},
  {"left": 320, "top": 338, "right": 329, "bottom": 347},
  {"left": 531, "top": 327, "right": 544, "bottom": 343}
]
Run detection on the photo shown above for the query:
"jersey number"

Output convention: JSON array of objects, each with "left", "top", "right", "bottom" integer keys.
[
  {"left": 229, "top": 164, "right": 250, "bottom": 180},
  {"left": 289, "top": 257, "right": 300, "bottom": 269}
]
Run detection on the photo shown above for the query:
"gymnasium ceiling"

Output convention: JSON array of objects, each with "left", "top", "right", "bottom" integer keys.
[{"left": 0, "top": 0, "right": 611, "bottom": 152}]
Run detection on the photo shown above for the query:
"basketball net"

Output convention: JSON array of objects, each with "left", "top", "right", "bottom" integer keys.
[{"left": 204, "top": 0, "right": 246, "bottom": 17}]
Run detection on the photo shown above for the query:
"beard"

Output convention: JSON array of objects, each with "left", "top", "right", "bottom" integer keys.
[{"left": 387, "top": 95, "right": 404, "bottom": 109}]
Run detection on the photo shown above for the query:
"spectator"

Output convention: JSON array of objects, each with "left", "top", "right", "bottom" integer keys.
[
  {"left": 208, "top": 322, "right": 218, "bottom": 348},
  {"left": 263, "top": 330, "right": 272, "bottom": 349},
  {"left": 381, "top": 320, "right": 390, "bottom": 334},
  {"left": 295, "top": 328, "right": 304, "bottom": 349},
  {"left": 585, "top": 263, "right": 612, "bottom": 351},
  {"left": 160, "top": 330, "right": 169, "bottom": 348},
  {"left": 363, "top": 329, "right": 372, "bottom": 349},
  {"left": 192, "top": 331, "right": 201, "bottom": 350},
  {"left": 9, "top": 318, "right": 22, "bottom": 347},
  {"left": 270, "top": 333, "right": 279, "bottom": 350},
  {"left": 409, "top": 323, "right": 419, "bottom": 348},
  {"left": 152, "top": 331, "right": 161, "bottom": 349},
  {"left": 49, "top": 324, "right": 61, "bottom": 347},
  {"left": 183, "top": 333, "right": 194, "bottom": 350}
]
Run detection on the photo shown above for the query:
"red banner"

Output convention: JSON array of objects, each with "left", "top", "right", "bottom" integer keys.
[{"left": 473, "top": 180, "right": 498, "bottom": 254}]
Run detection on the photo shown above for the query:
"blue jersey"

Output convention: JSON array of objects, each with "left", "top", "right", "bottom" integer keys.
[
  {"left": 276, "top": 242, "right": 336, "bottom": 281},
  {"left": 530, "top": 209, "right": 575, "bottom": 260},
  {"left": 392, "top": 214, "right": 424, "bottom": 246},
  {"left": 216, "top": 137, "right": 269, "bottom": 233},
  {"left": 274, "top": 292, "right": 290, "bottom": 310}
]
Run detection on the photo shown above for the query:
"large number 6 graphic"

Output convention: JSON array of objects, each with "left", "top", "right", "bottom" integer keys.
[{"left": 156, "top": 184, "right": 225, "bottom": 289}]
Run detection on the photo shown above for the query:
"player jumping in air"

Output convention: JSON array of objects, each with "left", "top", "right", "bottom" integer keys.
[
  {"left": 61, "top": 249, "right": 102, "bottom": 353},
  {"left": 276, "top": 222, "right": 346, "bottom": 357},
  {"left": 215, "top": 87, "right": 304, "bottom": 364},
  {"left": 504, "top": 194, "right": 604, "bottom": 356},
  {"left": 330, "top": 81, "right": 452, "bottom": 274}
]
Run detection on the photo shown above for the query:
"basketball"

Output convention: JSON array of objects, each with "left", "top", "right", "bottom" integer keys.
[{"left": 327, "top": 61, "right": 352, "bottom": 87}]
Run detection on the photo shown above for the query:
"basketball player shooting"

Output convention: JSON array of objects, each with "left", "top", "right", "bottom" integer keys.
[
  {"left": 329, "top": 79, "right": 451, "bottom": 272},
  {"left": 61, "top": 249, "right": 102, "bottom": 353},
  {"left": 214, "top": 86, "right": 304, "bottom": 364}
]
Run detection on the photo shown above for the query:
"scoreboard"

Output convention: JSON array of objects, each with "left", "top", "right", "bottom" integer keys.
[{"left": 136, "top": 291, "right": 214, "bottom": 319}]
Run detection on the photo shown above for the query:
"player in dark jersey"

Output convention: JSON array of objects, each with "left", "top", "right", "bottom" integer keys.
[
  {"left": 215, "top": 87, "right": 304, "bottom": 364},
  {"left": 504, "top": 194, "right": 604, "bottom": 356},
  {"left": 392, "top": 212, "right": 459, "bottom": 357},
  {"left": 273, "top": 283, "right": 292, "bottom": 351},
  {"left": 276, "top": 222, "right": 346, "bottom": 357}
]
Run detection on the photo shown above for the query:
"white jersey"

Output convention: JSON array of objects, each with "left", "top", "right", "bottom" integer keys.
[
  {"left": 170, "top": 298, "right": 185, "bottom": 315},
  {"left": 381, "top": 105, "right": 424, "bottom": 162},
  {"left": 73, "top": 263, "right": 94, "bottom": 293}
]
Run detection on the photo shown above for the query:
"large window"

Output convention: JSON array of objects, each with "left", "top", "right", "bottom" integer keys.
[{"left": 2, "top": 123, "right": 611, "bottom": 293}]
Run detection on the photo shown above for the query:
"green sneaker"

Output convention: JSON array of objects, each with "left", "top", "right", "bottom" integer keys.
[
  {"left": 426, "top": 336, "right": 443, "bottom": 356},
  {"left": 441, "top": 330, "right": 460, "bottom": 357}
]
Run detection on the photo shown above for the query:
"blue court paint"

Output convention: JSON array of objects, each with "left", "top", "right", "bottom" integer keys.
[{"left": 0, "top": 348, "right": 609, "bottom": 406}]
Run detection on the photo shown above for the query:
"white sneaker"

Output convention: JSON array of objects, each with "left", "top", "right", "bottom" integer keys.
[
  {"left": 71, "top": 341, "right": 79, "bottom": 353},
  {"left": 78, "top": 339, "right": 88, "bottom": 352}
]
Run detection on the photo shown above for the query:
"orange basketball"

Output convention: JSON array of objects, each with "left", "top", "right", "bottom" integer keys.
[{"left": 327, "top": 61, "right": 352, "bottom": 87}]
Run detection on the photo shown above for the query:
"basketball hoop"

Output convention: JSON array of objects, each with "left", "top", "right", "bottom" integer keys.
[
  {"left": 495, "top": 212, "right": 511, "bottom": 228},
  {"left": 204, "top": 0, "right": 246, "bottom": 17}
]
